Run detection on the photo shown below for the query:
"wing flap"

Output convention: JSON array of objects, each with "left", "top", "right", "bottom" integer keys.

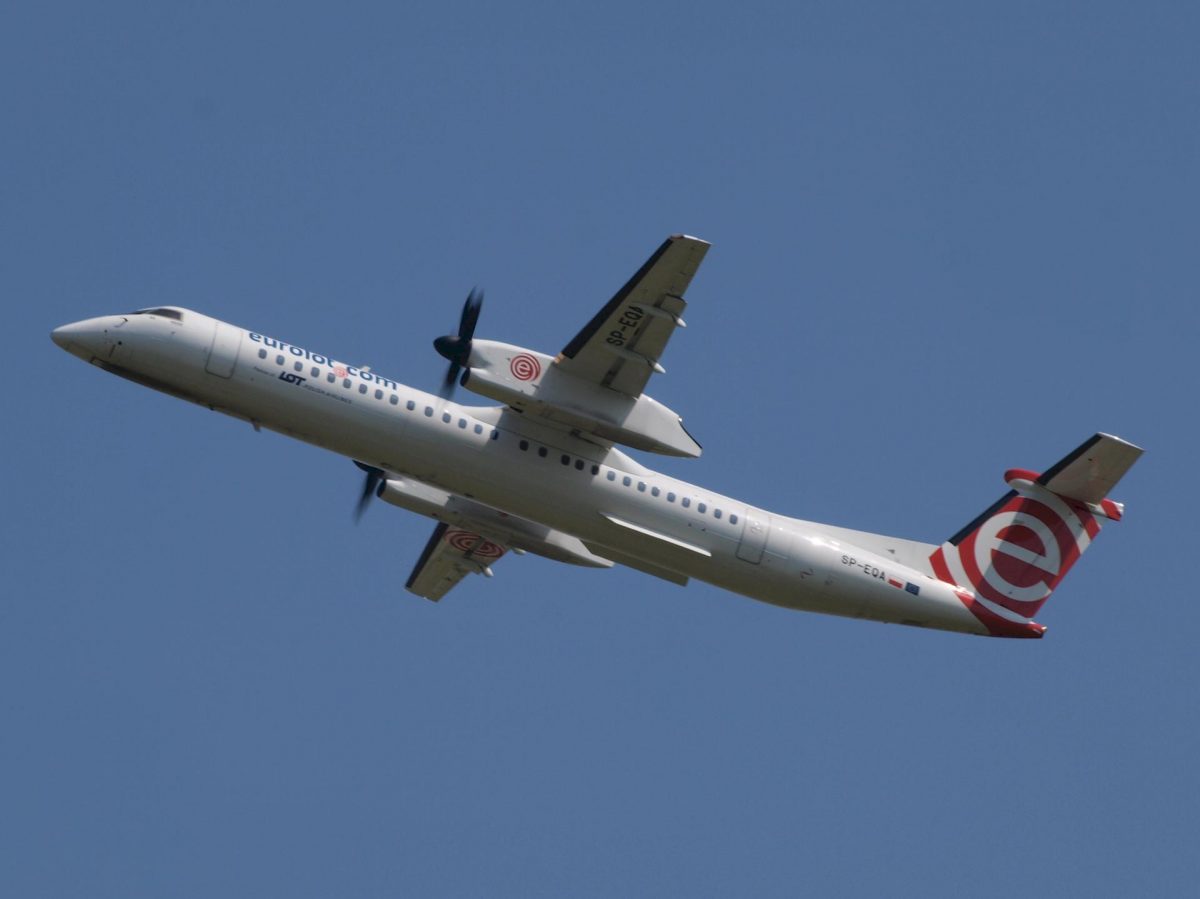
[
  {"left": 580, "top": 541, "right": 690, "bottom": 586},
  {"left": 601, "top": 514, "right": 712, "bottom": 557}
]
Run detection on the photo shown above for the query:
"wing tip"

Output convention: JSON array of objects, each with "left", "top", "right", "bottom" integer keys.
[{"left": 1096, "top": 431, "right": 1145, "bottom": 455}]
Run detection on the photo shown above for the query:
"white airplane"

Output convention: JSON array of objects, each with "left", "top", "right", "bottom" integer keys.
[{"left": 52, "top": 235, "right": 1142, "bottom": 638}]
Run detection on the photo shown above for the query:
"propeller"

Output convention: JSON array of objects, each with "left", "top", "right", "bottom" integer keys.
[
  {"left": 433, "top": 287, "right": 483, "bottom": 399},
  {"left": 355, "top": 288, "right": 482, "bottom": 521},
  {"left": 353, "top": 461, "right": 386, "bottom": 522}
]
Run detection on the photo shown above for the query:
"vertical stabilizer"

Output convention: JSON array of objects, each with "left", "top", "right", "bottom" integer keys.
[{"left": 929, "top": 434, "right": 1142, "bottom": 636}]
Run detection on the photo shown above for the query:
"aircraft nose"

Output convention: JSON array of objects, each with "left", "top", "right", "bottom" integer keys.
[
  {"left": 51, "top": 317, "right": 118, "bottom": 361},
  {"left": 51, "top": 322, "right": 81, "bottom": 349}
]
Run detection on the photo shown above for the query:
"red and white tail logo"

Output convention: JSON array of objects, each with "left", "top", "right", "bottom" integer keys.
[
  {"left": 930, "top": 434, "right": 1141, "bottom": 636},
  {"left": 930, "top": 488, "right": 1104, "bottom": 621}
]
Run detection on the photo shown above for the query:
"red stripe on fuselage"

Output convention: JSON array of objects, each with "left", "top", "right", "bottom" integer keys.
[
  {"left": 930, "top": 548, "right": 956, "bottom": 586},
  {"left": 954, "top": 591, "right": 1046, "bottom": 639}
]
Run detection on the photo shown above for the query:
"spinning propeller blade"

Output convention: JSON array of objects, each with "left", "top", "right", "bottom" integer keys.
[
  {"left": 353, "top": 461, "right": 385, "bottom": 522},
  {"left": 433, "top": 288, "right": 483, "bottom": 399}
]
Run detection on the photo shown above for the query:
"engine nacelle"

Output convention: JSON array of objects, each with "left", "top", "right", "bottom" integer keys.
[{"left": 461, "top": 339, "right": 701, "bottom": 457}]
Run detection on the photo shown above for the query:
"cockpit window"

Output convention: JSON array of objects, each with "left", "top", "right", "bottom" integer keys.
[{"left": 131, "top": 307, "right": 184, "bottom": 321}]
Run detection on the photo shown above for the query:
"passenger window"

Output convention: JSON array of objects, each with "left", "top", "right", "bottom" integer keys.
[
  {"left": 730, "top": 514, "right": 739, "bottom": 525},
  {"left": 424, "top": 406, "right": 433, "bottom": 417},
  {"left": 698, "top": 503, "right": 706, "bottom": 514},
  {"left": 294, "top": 361, "right": 303, "bottom": 372},
  {"left": 258, "top": 348, "right": 267, "bottom": 359},
  {"left": 637, "top": 482, "right": 646, "bottom": 492},
  {"left": 591, "top": 465, "right": 599, "bottom": 475},
  {"left": 714, "top": 509, "right": 722, "bottom": 519},
  {"left": 682, "top": 497, "right": 691, "bottom": 508},
  {"left": 389, "top": 395, "right": 399, "bottom": 405},
  {"left": 442, "top": 412, "right": 451, "bottom": 423},
  {"left": 276, "top": 355, "right": 285, "bottom": 365},
  {"left": 623, "top": 476, "right": 632, "bottom": 487},
  {"left": 651, "top": 486, "right": 660, "bottom": 497},
  {"left": 519, "top": 440, "right": 529, "bottom": 451},
  {"left": 575, "top": 459, "right": 585, "bottom": 471},
  {"left": 606, "top": 471, "right": 616, "bottom": 481},
  {"left": 374, "top": 389, "right": 383, "bottom": 399},
  {"left": 359, "top": 384, "right": 368, "bottom": 394},
  {"left": 327, "top": 373, "right": 335, "bottom": 383},
  {"left": 561, "top": 454, "right": 570, "bottom": 466},
  {"left": 538, "top": 447, "right": 547, "bottom": 457},
  {"left": 406, "top": 400, "right": 415, "bottom": 411},
  {"left": 343, "top": 379, "right": 351, "bottom": 388},
  {"left": 474, "top": 424, "right": 483, "bottom": 434},
  {"left": 458, "top": 418, "right": 467, "bottom": 429},
  {"left": 311, "top": 367, "right": 320, "bottom": 377}
]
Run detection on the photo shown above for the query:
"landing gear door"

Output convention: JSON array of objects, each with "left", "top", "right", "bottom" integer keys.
[
  {"left": 206, "top": 321, "right": 242, "bottom": 378},
  {"left": 736, "top": 510, "right": 771, "bottom": 564}
]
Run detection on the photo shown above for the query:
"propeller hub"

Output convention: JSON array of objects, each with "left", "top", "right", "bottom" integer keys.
[
  {"left": 436, "top": 287, "right": 484, "bottom": 399},
  {"left": 434, "top": 334, "right": 469, "bottom": 365}
]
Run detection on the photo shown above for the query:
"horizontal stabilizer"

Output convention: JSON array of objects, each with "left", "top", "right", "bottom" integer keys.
[{"left": 1034, "top": 432, "right": 1144, "bottom": 505}]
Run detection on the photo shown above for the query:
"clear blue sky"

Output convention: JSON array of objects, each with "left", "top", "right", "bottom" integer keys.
[{"left": 5, "top": 2, "right": 1197, "bottom": 896}]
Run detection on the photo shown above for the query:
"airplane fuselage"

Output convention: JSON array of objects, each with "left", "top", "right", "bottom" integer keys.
[{"left": 52, "top": 307, "right": 1011, "bottom": 637}]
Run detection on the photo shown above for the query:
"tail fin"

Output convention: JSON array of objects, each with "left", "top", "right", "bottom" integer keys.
[{"left": 929, "top": 433, "right": 1143, "bottom": 635}]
